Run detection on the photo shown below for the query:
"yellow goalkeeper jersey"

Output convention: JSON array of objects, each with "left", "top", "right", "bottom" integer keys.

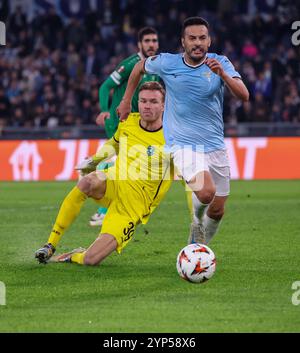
[{"left": 96, "top": 113, "right": 173, "bottom": 224}]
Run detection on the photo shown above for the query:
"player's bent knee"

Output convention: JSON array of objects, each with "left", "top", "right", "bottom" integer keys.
[
  {"left": 207, "top": 206, "right": 225, "bottom": 220},
  {"left": 203, "top": 190, "right": 216, "bottom": 204},
  {"left": 83, "top": 234, "right": 117, "bottom": 266},
  {"left": 196, "top": 187, "right": 216, "bottom": 204},
  {"left": 77, "top": 176, "right": 93, "bottom": 196},
  {"left": 77, "top": 173, "right": 103, "bottom": 198}
]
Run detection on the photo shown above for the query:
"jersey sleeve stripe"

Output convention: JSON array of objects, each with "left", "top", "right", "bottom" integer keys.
[{"left": 110, "top": 72, "right": 121, "bottom": 85}]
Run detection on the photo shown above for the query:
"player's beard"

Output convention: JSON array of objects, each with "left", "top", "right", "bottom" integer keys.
[
  {"left": 142, "top": 47, "right": 155, "bottom": 58},
  {"left": 186, "top": 46, "right": 207, "bottom": 64}
]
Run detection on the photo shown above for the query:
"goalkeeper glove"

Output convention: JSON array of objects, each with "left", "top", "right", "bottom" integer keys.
[{"left": 75, "top": 156, "right": 100, "bottom": 175}]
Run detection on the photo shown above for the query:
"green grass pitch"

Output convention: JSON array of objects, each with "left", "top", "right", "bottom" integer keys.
[{"left": 0, "top": 180, "right": 300, "bottom": 332}]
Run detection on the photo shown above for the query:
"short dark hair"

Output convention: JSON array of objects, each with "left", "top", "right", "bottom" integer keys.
[
  {"left": 138, "top": 27, "right": 158, "bottom": 42},
  {"left": 139, "top": 81, "right": 165, "bottom": 102},
  {"left": 181, "top": 17, "right": 209, "bottom": 37}
]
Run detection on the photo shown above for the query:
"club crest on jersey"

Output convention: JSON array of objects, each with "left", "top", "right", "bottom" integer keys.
[
  {"left": 203, "top": 71, "right": 212, "bottom": 81},
  {"left": 147, "top": 145, "right": 155, "bottom": 156}
]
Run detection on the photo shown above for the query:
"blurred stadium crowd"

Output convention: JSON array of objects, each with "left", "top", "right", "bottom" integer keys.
[{"left": 0, "top": 0, "right": 299, "bottom": 133}]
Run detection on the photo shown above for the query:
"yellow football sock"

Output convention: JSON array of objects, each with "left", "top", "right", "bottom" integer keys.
[
  {"left": 47, "top": 186, "right": 87, "bottom": 248},
  {"left": 71, "top": 251, "right": 86, "bottom": 265},
  {"left": 181, "top": 179, "right": 193, "bottom": 221}
]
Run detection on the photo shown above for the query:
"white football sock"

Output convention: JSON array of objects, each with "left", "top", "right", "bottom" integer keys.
[
  {"left": 202, "top": 214, "right": 221, "bottom": 244},
  {"left": 192, "top": 192, "right": 209, "bottom": 224}
]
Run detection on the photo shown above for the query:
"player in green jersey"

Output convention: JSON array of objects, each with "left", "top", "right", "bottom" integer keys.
[
  {"left": 96, "top": 27, "right": 160, "bottom": 137},
  {"left": 89, "top": 27, "right": 160, "bottom": 226}
]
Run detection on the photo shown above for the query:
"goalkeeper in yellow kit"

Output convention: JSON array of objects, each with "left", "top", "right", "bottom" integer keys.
[{"left": 34, "top": 82, "right": 173, "bottom": 265}]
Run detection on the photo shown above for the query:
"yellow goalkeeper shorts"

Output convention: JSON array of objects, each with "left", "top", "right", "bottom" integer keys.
[{"left": 95, "top": 177, "right": 150, "bottom": 253}]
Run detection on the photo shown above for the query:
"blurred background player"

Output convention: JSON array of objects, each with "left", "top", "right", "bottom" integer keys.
[
  {"left": 90, "top": 26, "right": 160, "bottom": 227},
  {"left": 118, "top": 17, "right": 249, "bottom": 245},
  {"left": 34, "top": 82, "right": 173, "bottom": 265}
]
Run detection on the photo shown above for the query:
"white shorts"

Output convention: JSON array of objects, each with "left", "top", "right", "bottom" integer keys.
[{"left": 172, "top": 148, "right": 230, "bottom": 197}]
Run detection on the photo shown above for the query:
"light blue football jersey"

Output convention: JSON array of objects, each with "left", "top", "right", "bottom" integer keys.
[{"left": 145, "top": 53, "right": 241, "bottom": 152}]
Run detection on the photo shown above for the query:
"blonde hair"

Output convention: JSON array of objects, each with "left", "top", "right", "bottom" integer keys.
[{"left": 139, "top": 81, "right": 165, "bottom": 102}]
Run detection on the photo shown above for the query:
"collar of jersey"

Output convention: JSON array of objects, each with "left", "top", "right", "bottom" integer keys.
[
  {"left": 182, "top": 54, "right": 207, "bottom": 68},
  {"left": 139, "top": 119, "right": 162, "bottom": 133}
]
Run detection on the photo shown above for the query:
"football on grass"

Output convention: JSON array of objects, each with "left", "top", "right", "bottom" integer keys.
[{"left": 176, "top": 243, "right": 216, "bottom": 283}]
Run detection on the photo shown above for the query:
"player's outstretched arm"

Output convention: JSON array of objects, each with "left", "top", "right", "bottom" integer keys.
[
  {"left": 117, "top": 59, "right": 146, "bottom": 121},
  {"left": 96, "top": 77, "right": 118, "bottom": 126},
  {"left": 75, "top": 138, "right": 118, "bottom": 175}
]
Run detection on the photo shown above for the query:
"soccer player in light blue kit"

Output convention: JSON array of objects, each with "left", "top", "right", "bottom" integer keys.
[{"left": 118, "top": 17, "right": 249, "bottom": 244}]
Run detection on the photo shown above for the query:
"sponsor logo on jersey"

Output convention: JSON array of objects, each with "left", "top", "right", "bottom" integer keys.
[{"left": 117, "top": 65, "right": 125, "bottom": 73}]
